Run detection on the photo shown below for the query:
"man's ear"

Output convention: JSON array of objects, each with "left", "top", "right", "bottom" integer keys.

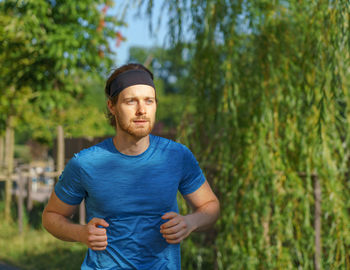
[{"left": 107, "top": 99, "right": 116, "bottom": 115}]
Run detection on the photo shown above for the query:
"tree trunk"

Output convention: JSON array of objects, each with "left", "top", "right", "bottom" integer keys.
[
  {"left": 313, "top": 174, "right": 322, "bottom": 270},
  {"left": 143, "top": 54, "right": 154, "bottom": 68},
  {"left": 4, "top": 116, "right": 15, "bottom": 222},
  {"left": 0, "top": 135, "right": 4, "bottom": 172},
  {"left": 56, "top": 125, "right": 65, "bottom": 179}
]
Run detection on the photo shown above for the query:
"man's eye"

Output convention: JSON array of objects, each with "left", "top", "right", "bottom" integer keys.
[
  {"left": 146, "top": 99, "right": 154, "bottom": 104},
  {"left": 126, "top": 100, "right": 136, "bottom": 104}
]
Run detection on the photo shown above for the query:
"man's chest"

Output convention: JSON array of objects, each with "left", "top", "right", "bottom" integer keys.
[{"left": 82, "top": 162, "right": 183, "bottom": 216}]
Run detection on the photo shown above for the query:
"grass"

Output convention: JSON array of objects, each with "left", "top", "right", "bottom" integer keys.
[{"left": 0, "top": 202, "right": 87, "bottom": 270}]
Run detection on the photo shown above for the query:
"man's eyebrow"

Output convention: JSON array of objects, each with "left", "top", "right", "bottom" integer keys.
[{"left": 123, "top": 96, "right": 155, "bottom": 100}]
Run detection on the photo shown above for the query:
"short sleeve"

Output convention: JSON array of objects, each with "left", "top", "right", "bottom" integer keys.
[
  {"left": 179, "top": 145, "right": 206, "bottom": 195},
  {"left": 54, "top": 156, "right": 85, "bottom": 205}
]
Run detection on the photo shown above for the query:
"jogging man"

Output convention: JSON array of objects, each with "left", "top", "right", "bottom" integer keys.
[{"left": 42, "top": 63, "right": 220, "bottom": 269}]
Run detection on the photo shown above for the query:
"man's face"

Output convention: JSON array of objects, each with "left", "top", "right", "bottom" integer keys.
[{"left": 108, "top": 84, "right": 157, "bottom": 138}]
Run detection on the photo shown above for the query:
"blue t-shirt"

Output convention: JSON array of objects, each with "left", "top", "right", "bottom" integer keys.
[{"left": 55, "top": 135, "right": 205, "bottom": 270}]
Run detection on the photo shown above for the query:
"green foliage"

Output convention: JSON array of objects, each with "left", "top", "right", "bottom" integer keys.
[
  {"left": 0, "top": 0, "right": 122, "bottom": 141},
  {"left": 18, "top": 78, "right": 115, "bottom": 144},
  {"left": 143, "top": 0, "right": 350, "bottom": 269}
]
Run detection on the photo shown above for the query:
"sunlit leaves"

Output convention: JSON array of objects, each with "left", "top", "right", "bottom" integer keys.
[
  {"left": 145, "top": 0, "right": 350, "bottom": 268},
  {"left": 0, "top": 0, "right": 123, "bottom": 140}
]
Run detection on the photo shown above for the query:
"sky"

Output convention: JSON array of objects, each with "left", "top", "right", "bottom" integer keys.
[{"left": 110, "top": 1, "right": 168, "bottom": 65}]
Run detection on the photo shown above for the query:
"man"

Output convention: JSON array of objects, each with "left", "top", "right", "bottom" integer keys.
[{"left": 42, "top": 63, "right": 220, "bottom": 269}]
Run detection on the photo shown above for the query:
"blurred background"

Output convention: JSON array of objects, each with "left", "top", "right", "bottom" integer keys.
[{"left": 0, "top": 0, "right": 349, "bottom": 269}]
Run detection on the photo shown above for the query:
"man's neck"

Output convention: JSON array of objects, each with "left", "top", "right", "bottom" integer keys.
[{"left": 113, "top": 131, "right": 150, "bottom": 156}]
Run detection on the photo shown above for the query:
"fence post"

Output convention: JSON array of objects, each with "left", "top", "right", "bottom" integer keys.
[
  {"left": 27, "top": 172, "right": 33, "bottom": 211},
  {"left": 17, "top": 168, "right": 24, "bottom": 234},
  {"left": 56, "top": 125, "right": 65, "bottom": 182}
]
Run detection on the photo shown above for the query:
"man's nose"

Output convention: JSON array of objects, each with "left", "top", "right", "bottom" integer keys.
[{"left": 136, "top": 102, "right": 146, "bottom": 115}]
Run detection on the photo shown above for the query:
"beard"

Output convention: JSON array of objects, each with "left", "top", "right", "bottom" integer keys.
[{"left": 116, "top": 114, "right": 155, "bottom": 138}]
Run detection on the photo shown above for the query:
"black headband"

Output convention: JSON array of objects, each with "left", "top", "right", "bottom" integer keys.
[{"left": 109, "top": 69, "right": 155, "bottom": 97}]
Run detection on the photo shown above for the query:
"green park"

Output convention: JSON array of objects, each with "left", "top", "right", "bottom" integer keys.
[{"left": 0, "top": 0, "right": 349, "bottom": 269}]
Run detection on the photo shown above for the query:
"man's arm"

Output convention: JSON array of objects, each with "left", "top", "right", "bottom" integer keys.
[
  {"left": 160, "top": 180, "right": 220, "bottom": 244},
  {"left": 42, "top": 191, "right": 109, "bottom": 250}
]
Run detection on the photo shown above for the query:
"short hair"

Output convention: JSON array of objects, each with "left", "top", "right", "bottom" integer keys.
[{"left": 105, "top": 63, "right": 154, "bottom": 127}]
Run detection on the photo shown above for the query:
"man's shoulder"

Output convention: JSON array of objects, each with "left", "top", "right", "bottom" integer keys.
[
  {"left": 72, "top": 138, "right": 112, "bottom": 162},
  {"left": 151, "top": 134, "right": 188, "bottom": 154}
]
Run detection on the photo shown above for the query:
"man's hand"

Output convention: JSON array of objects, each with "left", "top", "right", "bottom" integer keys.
[
  {"left": 160, "top": 212, "right": 195, "bottom": 244},
  {"left": 80, "top": 218, "right": 109, "bottom": 250}
]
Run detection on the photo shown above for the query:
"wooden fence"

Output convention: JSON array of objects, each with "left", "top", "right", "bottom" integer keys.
[{"left": 0, "top": 166, "right": 86, "bottom": 233}]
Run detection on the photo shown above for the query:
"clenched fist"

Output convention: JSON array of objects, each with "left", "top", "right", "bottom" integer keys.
[
  {"left": 160, "top": 212, "right": 195, "bottom": 244},
  {"left": 80, "top": 218, "right": 109, "bottom": 250}
]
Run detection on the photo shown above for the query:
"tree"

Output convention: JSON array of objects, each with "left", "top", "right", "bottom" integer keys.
[
  {"left": 142, "top": 0, "right": 350, "bottom": 269},
  {"left": 0, "top": 0, "right": 123, "bottom": 221}
]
